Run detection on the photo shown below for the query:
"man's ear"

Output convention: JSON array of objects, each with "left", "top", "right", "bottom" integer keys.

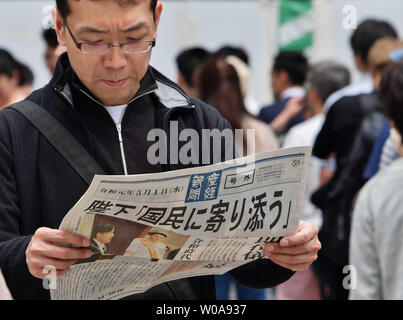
[
  {"left": 177, "top": 72, "right": 186, "bottom": 88},
  {"left": 154, "top": 1, "right": 163, "bottom": 33},
  {"left": 355, "top": 53, "right": 367, "bottom": 73},
  {"left": 54, "top": 9, "right": 67, "bottom": 46},
  {"left": 279, "top": 69, "right": 290, "bottom": 86}
]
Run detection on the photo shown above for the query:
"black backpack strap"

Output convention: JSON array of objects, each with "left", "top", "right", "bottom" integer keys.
[{"left": 9, "top": 100, "right": 105, "bottom": 185}]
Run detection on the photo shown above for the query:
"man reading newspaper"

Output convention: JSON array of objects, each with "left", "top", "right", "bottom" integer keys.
[{"left": 0, "top": 0, "right": 320, "bottom": 300}]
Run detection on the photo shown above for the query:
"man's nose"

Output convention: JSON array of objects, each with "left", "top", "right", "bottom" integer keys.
[{"left": 103, "top": 46, "right": 127, "bottom": 70}]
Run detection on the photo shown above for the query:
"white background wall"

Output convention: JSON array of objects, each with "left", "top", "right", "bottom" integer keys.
[{"left": 1, "top": 0, "right": 403, "bottom": 109}]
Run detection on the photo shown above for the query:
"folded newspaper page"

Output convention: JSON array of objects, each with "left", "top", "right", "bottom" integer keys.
[{"left": 51, "top": 146, "right": 311, "bottom": 300}]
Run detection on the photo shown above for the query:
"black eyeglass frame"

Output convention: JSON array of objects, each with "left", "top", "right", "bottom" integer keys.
[{"left": 64, "top": 23, "right": 156, "bottom": 55}]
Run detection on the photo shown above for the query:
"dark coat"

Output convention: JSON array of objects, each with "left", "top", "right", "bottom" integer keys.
[
  {"left": 0, "top": 53, "right": 294, "bottom": 300},
  {"left": 89, "top": 239, "right": 108, "bottom": 255},
  {"left": 259, "top": 97, "right": 304, "bottom": 133}
]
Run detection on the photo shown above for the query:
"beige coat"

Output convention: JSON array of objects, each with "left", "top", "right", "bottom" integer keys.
[{"left": 236, "top": 114, "right": 279, "bottom": 156}]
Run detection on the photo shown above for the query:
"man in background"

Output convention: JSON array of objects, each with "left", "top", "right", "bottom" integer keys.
[
  {"left": 259, "top": 51, "right": 308, "bottom": 137},
  {"left": 312, "top": 36, "right": 403, "bottom": 300},
  {"left": 214, "top": 45, "right": 260, "bottom": 116},
  {"left": 15, "top": 62, "right": 34, "bottom": 99},
  {"left": 323, "top": 19, "right": 398, "bottom": 113},
  {"left": 0, "top": 49, "right": 33, "bottom": 109},
  {"left": 280, "top": 61, "right": 351, "bottom": 300},
  {"left": 0, "top": 0, "right": 320, "bottom": 300},
  {"left": 176, "top": 46, "right": 210, "bottom": 98},
  {"left": 42, "top": 28, "right": 60, "bottom": 74}
]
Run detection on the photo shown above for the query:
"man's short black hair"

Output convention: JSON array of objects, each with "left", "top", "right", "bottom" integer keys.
[
  {"left": 176, "top": 47, "right": 210, "bottom": 86},
  {"left": 16, "top": 62, "right": 34, "bottom": 87},
  {"left": 0, "top": 48, "right": 18, "bottom": 78},
  {"left": 93, "top": 223, "right": 114, "bottom": 236},
  {"left": 42, "top": 28, "right": 59, "bottom": 49},
  {"left": 272, "top": 51, "right": 308, "bottom": 85},
  {"left": 214, "top": 45, "right": 249, "bottom": 66},
  {"left": 56, "top": 0, "right": 158, "bottom": 21},
  {"left": 350, "top": 19, "right": 398, "bottom": 66}
]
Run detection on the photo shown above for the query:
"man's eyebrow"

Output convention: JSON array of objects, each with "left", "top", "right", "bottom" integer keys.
[
  {"left": 76, "top": 26, "right": 108, "bottom": 35},
  {"left": 122, "top": 22, "right": 148, "bottom": 33},
  {"left": 76, "top": 23, "right": 148, "bottom": 35}
]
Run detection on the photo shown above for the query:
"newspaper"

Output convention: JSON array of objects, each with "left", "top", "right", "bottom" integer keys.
[{"left": 50, "top": 146, "right": 311, "bottom": 300}]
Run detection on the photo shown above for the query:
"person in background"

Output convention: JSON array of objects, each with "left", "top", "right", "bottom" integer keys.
[
  {"left": 323, "top": 19, "right": 398, "bottom": 114},
  {"left": 214, "top": 45, "right": 260, "bottom": 116},
  {"left": 312, "top": 37, "right": 403, "bottom": 300},
  {"left": 363, "top": 48, "right": 403, "bottom": 180},
  {"left": 42, "top": 26, "right": 68, "bottom": 75},
  {"left": 42, "top": 28, "right": 61, "bottom": 75},
  {"left": 259, "top": 51, "right": 308, "bottom": 140},
  {"left": 198, "top": 57, "right": 279, "bottom": 157},
  {"left": 0, "top": 0, "right": 320, "bottom": 300},
  {"left": 349, "top": 61, "right": 403, "bottom": 299},
  {"left": 14, "top": 62, "right": 34, "bottom": 101},
  {"left": 342, "top": 38, "right": 403, "bottom": 190},
  {"left": 215, "top": 45, "right": 249, "bottom": 66},
  {"left": 279, "top": 61, "right": 351, "bottom": 300},
  {"left": 175, "top": 46, "right": 210, "bottom": 98},
  {"left": 197, "top": 57, "right": 279, "bottom": 299},
  {"left": 0, "top": 49, "right": 23, "bottom": 110}
]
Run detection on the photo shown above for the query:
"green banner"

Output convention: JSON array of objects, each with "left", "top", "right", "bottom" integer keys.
[{"left": 278, "top": 0, "right": 313, "bottom": 53}]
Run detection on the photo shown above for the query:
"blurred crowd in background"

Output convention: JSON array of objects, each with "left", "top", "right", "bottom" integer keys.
[{"left": 1, "top": 5, "right": 403, "bottom": 300}]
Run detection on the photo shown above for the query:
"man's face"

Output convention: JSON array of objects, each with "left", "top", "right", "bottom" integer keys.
[
  {"left": 55, "top": 0, "right": 162, "bottom": 106},
  {"left": 97, "top": 229, "right": 115, "bottom": 244},
  {"left": 44, "top": 46, "right": 59, "bottom": 74},
  {"left": 0, "top": 74, "right": 18, "bottom": 109},
  {"left": 149, "top": 234, "right": 164, "bottom": 242},
  {"left": 271, "top": 70, "right": 284, "bottom": 101}
]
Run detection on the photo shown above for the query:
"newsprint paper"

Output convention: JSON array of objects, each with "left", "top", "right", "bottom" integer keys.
[{"left": 51, "top": 146, "right": 311, "bottom": 300}]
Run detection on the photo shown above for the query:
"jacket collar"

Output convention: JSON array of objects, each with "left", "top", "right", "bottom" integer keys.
[{"left": 50, "top": 53, "right": 194, "bottom": 110}]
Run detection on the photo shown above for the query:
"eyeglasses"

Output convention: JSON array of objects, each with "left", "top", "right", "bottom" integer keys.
[{"left": 65, "top": 23, "right": 156, "bottom": 55}]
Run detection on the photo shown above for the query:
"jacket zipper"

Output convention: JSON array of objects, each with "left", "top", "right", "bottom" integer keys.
[
  {"left": 116, "top": 123, "right": 129, "bottom": 175},
  {"left": 79, "top": 88, "right": 158, "bottom": 176},
  {"left": 55, "top": 81, "right": 195, "bottom": 175}
]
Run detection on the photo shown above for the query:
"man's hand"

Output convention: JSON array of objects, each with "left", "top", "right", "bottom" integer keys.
[
  {"left": 270, "top": 97, "right": 304, "bottom": 133},
  {"left": 26, "top": 227, "right": 92, "bottom": 279},
  {"left": 263, "top": 220, "right": 321, "bottom": 271}
]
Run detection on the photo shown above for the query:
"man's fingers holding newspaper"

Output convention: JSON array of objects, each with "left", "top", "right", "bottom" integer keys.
[
  {"left": 262, "top": 220, "right": 321, "bottom": 272},
  {"left": 26, "top": 227, "right": 92, "bottom": 279}
]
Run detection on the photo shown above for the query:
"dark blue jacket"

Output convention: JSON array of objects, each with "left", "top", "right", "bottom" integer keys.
[
  {"left": 259, "top": 98, "right": 304, "bottom": 133},
  {"left": 0, "top": 54, "right": 293, "bottom": 300}
]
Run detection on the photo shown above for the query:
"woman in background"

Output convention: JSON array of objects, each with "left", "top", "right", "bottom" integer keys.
[
  {"left": 198, "top": 56, "right": 278, "bottom": 158},
  {"left": 197, "top": 56, "right": 278, "bottom": 300}
]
